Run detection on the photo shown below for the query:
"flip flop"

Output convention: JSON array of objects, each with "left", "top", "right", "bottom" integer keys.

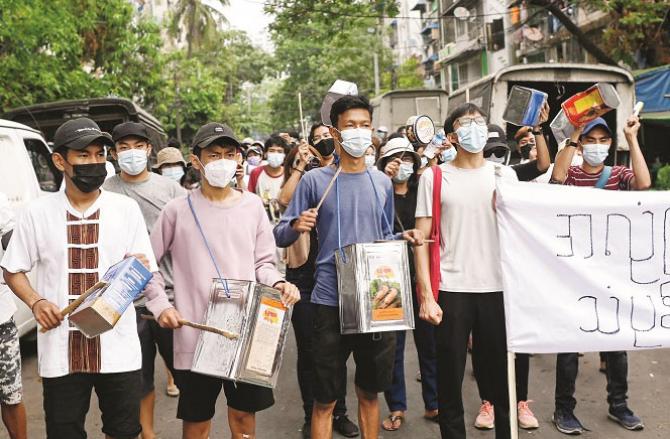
[{"left": 382, "top": 414, "right": 404, "bottom": 431}]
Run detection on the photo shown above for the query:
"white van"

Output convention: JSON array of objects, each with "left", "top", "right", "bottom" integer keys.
[{"left": 0, "top": 119, "right": 61, "bottom": 336}]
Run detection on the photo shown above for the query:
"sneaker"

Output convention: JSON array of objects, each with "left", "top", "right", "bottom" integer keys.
[
  {"left": 474, "top": 401, "right": 495, "bottom": 430},
  {"left": 608, "top": 405, "right": 644, "bottom": 430},
  {"left": 517, "top": 401, "right": 539, "bottom": 429},
  {"left": 333, "top": 415, "right": 360, "bottom": 438},
  {"left": 552, "top": 408, "right": 584, "bottom": 435},
  {"left": 301, "top": 421, "right": 311, "bottom": 439}
]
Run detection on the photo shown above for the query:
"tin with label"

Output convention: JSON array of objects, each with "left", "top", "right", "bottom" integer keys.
[
  {"left": 561, "top": 83, "right": 620, "bottom": 126},
  {"left": 191, "top": 279, "right": 292, "bottom": 388},
  {"left": 336, "top": 241, "right": 415, "bottom": 334},
  {"left": 502, "top": 86, "right": 548, "bottom": 127}
]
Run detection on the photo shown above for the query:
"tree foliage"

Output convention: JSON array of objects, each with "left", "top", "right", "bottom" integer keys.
[
  {"left": 169, "top": 0, "right": 229, "bottom": 57},
  {"left": 265, "top": 0, "right": 398, "bottom": 129},
  {"left": 0, "top": 0, "right": 164, "bottom": 112}
]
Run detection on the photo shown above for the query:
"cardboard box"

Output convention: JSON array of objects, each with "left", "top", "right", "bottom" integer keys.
[
  {"left": 191, "top": 279, "right": 293, "bottom": 388},
  {"left": 69, "top": 257, "right": 153, "bottom": 338},
  {"left": 336, "top": 241, "right": 415, "bottom": 334}
]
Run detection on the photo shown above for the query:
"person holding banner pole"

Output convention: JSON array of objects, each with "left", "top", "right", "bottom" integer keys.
[
  {"left": 549, "top": 115, "right": 649, "bottom": 435},
  {"left": 414, "top": 102, "right": 518, "bottom": 439}
]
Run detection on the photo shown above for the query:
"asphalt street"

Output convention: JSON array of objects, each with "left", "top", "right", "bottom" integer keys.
[{"left": 5, "top": 331, "right": 670, "bottom": 439}]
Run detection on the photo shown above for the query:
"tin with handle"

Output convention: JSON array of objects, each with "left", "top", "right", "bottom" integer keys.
[
  {"left": 335, "top": 241, "right": 415, "bottom": 335},
  {"left": 190, "top": 279, "right": 293, "bottom": 388},
  {"left": 561, "top": 83, "right": 620, "bottom": 126}
]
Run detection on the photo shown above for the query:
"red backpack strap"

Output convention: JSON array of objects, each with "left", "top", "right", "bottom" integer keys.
[{"left": 429, "top": 165, "right": 442, "bottom": 301}]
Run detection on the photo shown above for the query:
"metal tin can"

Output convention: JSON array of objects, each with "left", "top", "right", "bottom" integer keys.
[
  {"left": 336, "top": 241, "right": 415, "bottom": 334},
  {"left": 561, "top": 83, "right": 620, "bottom": 126},
  {"left": 502, "top": 85, "right": 548, "bottom": 127},
  {"left": 191, "top": 279, "right": 293, "bottom": 388}
]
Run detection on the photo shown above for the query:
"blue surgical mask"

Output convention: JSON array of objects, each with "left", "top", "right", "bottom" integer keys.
[
  {"left": 456, "top": 124, "right": 488, "bottom": 153},
  {"left": 364, "top": 155, "right": 376, "bottom": 168},
  {"left": 117, "top": 149, "right": 148, "bottom": 176},
  {"left": 392, "top": 162, "right": 414, "bottom": 183},
  {"left": 420, "top": 156, "right": 428, "bottom": 168},
  {"left": 340, "top": 128, "right": 373, "bottom": 158},
  {"left": 440, "top": 147, "right": 457, "bottom": 163},
  {"left": 247, "top": 156, "right": 261, "bottom": 166},
  {"left": 581, "top": 143, "right": 609, "bottom": 166},
  {"left": 266, "top": 152, "right": 285, "bottom": 168},
  {"left": 162, "top": 166, "right": 184, "bottom": 182}
]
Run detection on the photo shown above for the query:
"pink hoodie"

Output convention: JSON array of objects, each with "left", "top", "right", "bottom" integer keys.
[{"left": 144, "top": 188, "right": 283, "bottom": 370}]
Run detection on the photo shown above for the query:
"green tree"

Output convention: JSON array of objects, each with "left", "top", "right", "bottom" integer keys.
[
  {"left": 265, "top": 0, "right": 398, "bottom": 129},
  {"left": 169, "top": 0, "right": 228, "bottom": 57},
  {"left": 0, "top": 0, "right": 164, "bottom": 112}
]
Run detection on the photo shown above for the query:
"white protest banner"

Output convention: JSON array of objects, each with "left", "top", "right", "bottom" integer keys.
[{"left": 496, "top": 180, "right": 670, "bottom": 354}]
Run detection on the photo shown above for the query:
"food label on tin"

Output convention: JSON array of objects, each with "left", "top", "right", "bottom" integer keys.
[
  {"left": 367, "top": 252, "right": 405, "bottom": 321},
  {"left": 245, "top": 297, "right": 286, "bottom": 376}
]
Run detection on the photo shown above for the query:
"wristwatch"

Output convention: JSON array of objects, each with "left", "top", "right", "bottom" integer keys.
[
  {"left": 567, "top": 140, "right": 579, "bottom": 148},
  {"left": 532, "top": 127, "right": 543, "bottom": 135}
]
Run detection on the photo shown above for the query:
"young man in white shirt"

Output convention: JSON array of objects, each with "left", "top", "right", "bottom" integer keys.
[
  {"left": 414, "top": 103, "right": 518, "bottom": 439},
  {"left": 104, "top": 122, "right": 187, "bottom": 439},
  {"left": 0, "top": 192, "right": 27, "bottom": 439},
  {"left": 1, "top": 118, "right": 176, "bottom": 439},
  {"left": 248, "top": 135, "right": 288, "bottom": 216}
]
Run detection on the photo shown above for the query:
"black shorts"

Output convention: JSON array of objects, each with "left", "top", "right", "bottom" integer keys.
[
  {"left": 173, "top": 370, "right": 274, "bottom": 422},
  {"left": 312, "top": 304, "right": 396, "bottom": 404},
  {"left": 42, "top": 370, "right": 141, "bottom": 439},
  {"left": 137, "top": 306, "right": 175, "bottom": 396}
]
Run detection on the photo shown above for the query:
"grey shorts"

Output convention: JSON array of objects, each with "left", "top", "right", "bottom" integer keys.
[{"left": 0, "top": 318, "right": 22, "bottom": 405}]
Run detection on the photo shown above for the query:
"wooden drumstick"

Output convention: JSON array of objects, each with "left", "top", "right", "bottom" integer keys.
[
  {"left": 39, "top": 281, "right": 107, "bottom": 333},
  {"left": 140, "top": 314, "right": 239, "bottom": 340}
]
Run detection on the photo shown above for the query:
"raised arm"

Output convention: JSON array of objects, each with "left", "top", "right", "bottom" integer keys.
[
  {"left": 624, "top": 115, "right": 651, "bottom": 190},
  {"left": 551, "top": 125, "right": 584, "bottom": 183},
  {"left": 534, "top": 102, "right": 551, "bottom": 173}
]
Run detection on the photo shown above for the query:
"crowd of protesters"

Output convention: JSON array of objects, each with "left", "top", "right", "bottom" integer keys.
[{"left": 0, "top": 88, "right": 650, "bottom": 439}]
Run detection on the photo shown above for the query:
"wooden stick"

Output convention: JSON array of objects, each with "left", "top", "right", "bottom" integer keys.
[
  {"left": 40, "top": 281, "right": 107, "bottom": 333},
  {"left": 315, "top": 166, "right": 342, "bottom": 212},
  {"left": 140, "top": 315, "right": 239, "bottom": 340}
]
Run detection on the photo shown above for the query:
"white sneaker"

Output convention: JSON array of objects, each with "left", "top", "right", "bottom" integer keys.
[
  {"left": 518, "top": 401, "right": 539, "bottom": 429},
  {"left": 474, "top": 401, "right": 495, "bottom": 430}
]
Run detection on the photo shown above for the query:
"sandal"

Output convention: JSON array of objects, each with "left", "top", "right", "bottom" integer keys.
[
  {"left": 424, "top": 410, "right": 439, "bottom": 423},
  {"left": 382, "top": 413, "right": 404, "bottom": 431}
]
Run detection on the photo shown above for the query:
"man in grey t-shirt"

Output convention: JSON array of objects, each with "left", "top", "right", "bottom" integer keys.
[{"left": 104, "top": 122, "right": 186, "bottom": 439}]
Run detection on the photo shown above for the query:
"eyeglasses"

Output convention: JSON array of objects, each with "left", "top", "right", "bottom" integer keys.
[
  {"left": 456, "top": 116, "right": 487, "bottom": 127},
  {"left": 484, "top": 147, "right": 508, "bottom": 158}
]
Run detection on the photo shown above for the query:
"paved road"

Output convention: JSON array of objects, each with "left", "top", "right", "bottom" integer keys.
[{"left": 5, "top": 331, "right": 670, "bottom": 438}]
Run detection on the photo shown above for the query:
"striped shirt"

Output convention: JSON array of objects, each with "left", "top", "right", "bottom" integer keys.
[{"left": 563, "top": 165, "right": 634, "bottom": 191}]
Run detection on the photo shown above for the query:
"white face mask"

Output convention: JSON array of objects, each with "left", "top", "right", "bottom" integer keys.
[
  {"left": 162, "top": 166, "right": 184, "bottom": 182},
  {"left": 247, "top": 156, "right": 261, "bottom": 166},
  {"left": 117, "top": 149, "right": 148, "bottom": 176},
  {"left": 420, "top": 156, "right": 429, "bottom": 168},
  {"left": 266, "top": 152, "right": 285, "bottom": 168},
  {"left": 582, "top": 143, "right": 609, "bottom": 166},
  {"left": 456, "top": 124, "right": 488, "bottom": 153},
  {"left": 340, "top": 128, "right": 373, "bottom": 158},
  {"left": 201, "top": 158, "right": 237, "bottom": 188},
  {"left": 440, "top": 147, "right": 457, "bottom": 163},
  {"left": 392, "top": 162, "right": 414, "bottom": 183},
  {"left": 364, "top": 155, "right": 376, "bottom": 168}
]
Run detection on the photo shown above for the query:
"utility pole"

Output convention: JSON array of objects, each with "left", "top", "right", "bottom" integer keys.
[{"left": 373, "top": 52, "right": 381, "bottom": 95}]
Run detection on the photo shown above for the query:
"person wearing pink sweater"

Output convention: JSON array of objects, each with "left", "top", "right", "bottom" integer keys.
[{"left": 145, "top": 122, "right": 300, "bottom": 439}]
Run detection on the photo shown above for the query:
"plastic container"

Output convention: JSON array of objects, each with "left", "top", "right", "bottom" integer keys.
[
  {"left": 423, "top": 131, "right": 445, "bottom": 159},
  {"left": 561, "top": 83, "right": 620, "bottom": 126},
  {"left": 336, "top": 241, "right": 415, "bottom": 334},
  {"left": 502, "top": 86, "right": 548, "bottom": 127}
]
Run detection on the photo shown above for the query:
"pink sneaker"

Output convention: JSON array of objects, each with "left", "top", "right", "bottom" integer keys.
[
  {"left": 474, "top": 401, "right": 495, "bottom": 429},
  {"left": 518, "top": 401, "right": 539, "bottom": 429}
]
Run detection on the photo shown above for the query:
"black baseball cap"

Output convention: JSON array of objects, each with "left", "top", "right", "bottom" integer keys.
[
  {"left": 53, "top": 118, "right": 113, "bottom": 151},
  {"left": 112, "top": 122, "right": 151, "bottom": 143},
  {"left": 484, "top": 124, "right": 509, "bottom": 152},
  {"left": 191, "top": 122, "right": 240, "bottom": 150}
]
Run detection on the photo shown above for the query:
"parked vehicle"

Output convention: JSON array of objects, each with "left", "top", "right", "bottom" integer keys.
[
  {"left": 446, "top": 63, "right": 636, "bottom": 164},
  {"left": 371, "top": 89, "right": 449, "bottom": 133},
  {"left": 3, "top": 97, "right": 168, "bottom": 161},
  {"left": 0, "top": 119, "right": 60, "bottom": 336}
]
